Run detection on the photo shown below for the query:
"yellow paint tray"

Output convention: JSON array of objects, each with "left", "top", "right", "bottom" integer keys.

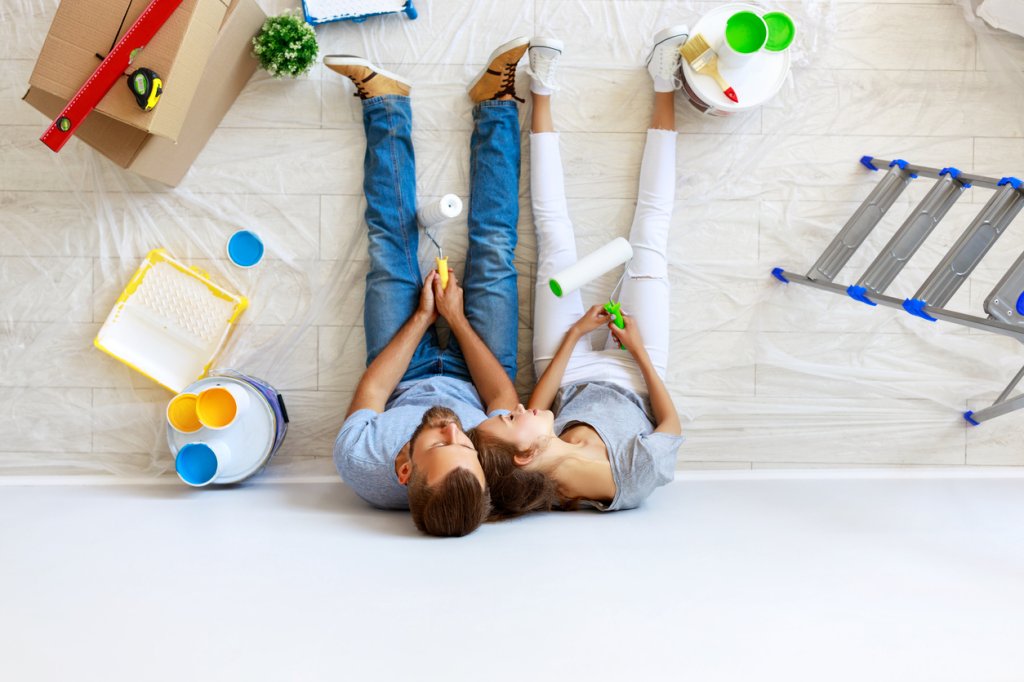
[{"left": 95, "top": 249, "right": 248, "bottom": 392}]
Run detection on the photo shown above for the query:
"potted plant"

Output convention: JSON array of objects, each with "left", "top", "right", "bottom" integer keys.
[{"left": 252, "top": 10, "right": 319, "bottom": 78}]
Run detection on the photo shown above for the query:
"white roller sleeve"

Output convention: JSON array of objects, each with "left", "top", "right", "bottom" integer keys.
[
  {"left": 417, "top": 194, "right": 463, "bottom": 227},
  {"left": 549, "top": 237, "right": 633, "bottom": 297}
]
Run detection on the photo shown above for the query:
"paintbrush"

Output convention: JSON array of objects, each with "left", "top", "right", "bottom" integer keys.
[{"left": 679, "top": 33, "right": 738, "bottom": 103}]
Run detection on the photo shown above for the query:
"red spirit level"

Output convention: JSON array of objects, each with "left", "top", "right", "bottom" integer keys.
[{"left": 39, "top": 0, "right": 183, "bottom": 153}]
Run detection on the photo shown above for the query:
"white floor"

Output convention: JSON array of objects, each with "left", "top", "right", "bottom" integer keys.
[{"left": 2, "top": 471, "right": 1023, "bottom": 681}]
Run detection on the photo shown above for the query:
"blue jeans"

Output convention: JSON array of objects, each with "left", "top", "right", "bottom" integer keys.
[{"left": 361, "top": 95, "right": 520, "bottom": 385}]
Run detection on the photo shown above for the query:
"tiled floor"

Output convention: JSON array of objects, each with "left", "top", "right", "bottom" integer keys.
[{"left": 1, "top": 0, "right": 1023, "bottom": 478}]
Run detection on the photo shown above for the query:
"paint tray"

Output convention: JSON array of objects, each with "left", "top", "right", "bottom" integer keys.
[
  {"left": 301, "top": 0, "right": 416, "bottom": 25},
  {"left": 94, "top": 249, "right": 248, "bottom": 392}
]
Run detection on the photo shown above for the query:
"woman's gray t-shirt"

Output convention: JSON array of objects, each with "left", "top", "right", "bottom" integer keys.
[{"left": 552, "top": 381, "right": 684, "bottom": 511}]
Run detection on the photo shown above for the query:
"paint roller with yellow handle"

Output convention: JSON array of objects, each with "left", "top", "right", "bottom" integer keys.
[
  {"left": 418, "top": 194, "right": 463, "bottom": 289},
  {"left": 436, "top": 256, "right": 449, "bottom": 289}
]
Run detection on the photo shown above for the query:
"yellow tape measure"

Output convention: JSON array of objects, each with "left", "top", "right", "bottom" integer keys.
[{"left": 127, "top": 67, "right": 163, "bottom": 111}]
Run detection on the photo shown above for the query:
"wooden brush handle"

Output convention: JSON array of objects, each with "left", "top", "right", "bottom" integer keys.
[{"left": 706, "top": 61, "right": 739, "bottom": 103}]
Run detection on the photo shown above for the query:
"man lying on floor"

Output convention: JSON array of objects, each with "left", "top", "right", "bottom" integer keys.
[{"left": 328, "top": 38, "right": 530, "bottom": 537}]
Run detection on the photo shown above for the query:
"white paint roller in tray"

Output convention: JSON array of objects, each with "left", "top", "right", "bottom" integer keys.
[{"left": 549, "top": 237, "right": 633, "bottom": 297}]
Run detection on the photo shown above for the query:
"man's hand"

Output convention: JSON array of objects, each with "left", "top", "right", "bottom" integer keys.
[
  {"left": 609, "top": 314, "right": 646, "bottom": 358},
  {"left": 434, "top": 270, "right": 466, "bottom": 324},
  {"left": 571, "top": 304, "right": 612, "bottom": 336},
  {"left": 417, "top": 271, "right": 439, "bottom": 325}
]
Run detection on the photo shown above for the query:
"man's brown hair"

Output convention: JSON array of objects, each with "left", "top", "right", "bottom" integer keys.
[{"left": 406, "top": 406, "right": 491, "bottom": 537}]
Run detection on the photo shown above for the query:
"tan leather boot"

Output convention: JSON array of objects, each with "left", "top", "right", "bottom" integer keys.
[
  {"left": 323, "top": 56, "right": 411, "bottom": 99},
  {"left": 467, "top": 37, "right": 529, "bottom": 103}
]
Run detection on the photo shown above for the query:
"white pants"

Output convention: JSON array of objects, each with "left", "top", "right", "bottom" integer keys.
[{"left": 531, "top": 130, "right": 676, "bottom": 394}]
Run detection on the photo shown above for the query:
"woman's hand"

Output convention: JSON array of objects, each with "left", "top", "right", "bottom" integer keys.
[
  {"left": 417, "top": 271, "right": 439, "bottom": 325},
  {"left": 434, "top": 270, "right": 466, "bottom": 323},
  {"left": 571, "top": 305, "right": 612, "bottom": 336},
  {"left": 610, "top": 314, "right": 646, "bottom": 358}
]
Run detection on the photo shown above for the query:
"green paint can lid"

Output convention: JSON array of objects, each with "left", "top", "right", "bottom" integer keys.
[{"left": 764, "top": 12, "right": 795, "bottom": 52}]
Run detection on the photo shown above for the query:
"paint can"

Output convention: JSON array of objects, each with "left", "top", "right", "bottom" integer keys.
[
  {"left": 166, "top": 369, "right": 288, "bottom": 486},
  {"left": 680, "top": 3, "right": 792, "bottom": 117}
]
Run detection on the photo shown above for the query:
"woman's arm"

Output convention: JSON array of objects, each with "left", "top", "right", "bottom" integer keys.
[
  {"left": 528, "top": 305, "right": 610, "bottom": 411},
  {"left": 610, "top": 315, "right": 681, "bottom": 435}
]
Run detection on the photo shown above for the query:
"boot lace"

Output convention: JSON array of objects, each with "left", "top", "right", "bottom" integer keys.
[{"left": 496, "top": 62, "right": 524, "bottom": 103}]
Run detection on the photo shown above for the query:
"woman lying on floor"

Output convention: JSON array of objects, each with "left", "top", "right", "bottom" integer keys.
[{"left": 471, "top": 27, "right": 688, "bottom": 516}]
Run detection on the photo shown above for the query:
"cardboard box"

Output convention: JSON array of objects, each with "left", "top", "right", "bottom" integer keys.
[{"left": 23, "top": 0, "right": 265, "bottom": 185}]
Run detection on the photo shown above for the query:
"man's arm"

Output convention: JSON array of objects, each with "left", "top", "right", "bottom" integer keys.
[
  {"left": 345, "top": 273, "right": 438, "bottom": 418},
  {"left": 433, "top": 274, "right": 519, "bottom": 413}
]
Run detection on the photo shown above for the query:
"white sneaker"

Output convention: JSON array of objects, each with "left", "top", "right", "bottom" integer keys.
[
  {"left": 526, "top": 37, "right": 564, "bottom": 94},
  {"left": 645, "top": 24, "right": 690, "bottom": 92}
]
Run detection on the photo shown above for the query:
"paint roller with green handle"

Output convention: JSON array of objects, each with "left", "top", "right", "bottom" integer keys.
[
  {"left": 604, "top": 300, "right": 626, "bottom": 350},
  {"left": 548, "top": 238, "right": 634, "bottom": 352},
  {"left": 549, "top": 238, "right": 634, "bottom": 297}
]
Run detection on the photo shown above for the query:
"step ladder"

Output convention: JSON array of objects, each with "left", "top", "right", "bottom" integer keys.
[{"left": 771, "top": 156, "right": 1024, "bottom": 425}]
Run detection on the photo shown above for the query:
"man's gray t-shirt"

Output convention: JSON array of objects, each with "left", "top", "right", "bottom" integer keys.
[
  {"left": 334, "top": 376, "right": 502, "bottom": 510},
  {"left": 553, "top": 381, "right": 684, "bottom": 511}
]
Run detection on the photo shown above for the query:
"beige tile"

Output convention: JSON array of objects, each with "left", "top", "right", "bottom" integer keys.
[
  {"left": 220, "top": 65, "right": 322, "bottom": 129},
  {"left": 764, "top": 69, "right": 1022, "bottom": 138},
  {"left": 320, "top": 195, "right": 369, "bottom": 260},
  {"left": 0, "top": 0, "right": 58, "bottom": 59},
  {"left": 816, "top": 4, "right": 975, "bottom": 71},
  {"left": 91, "top": 387, "right": 170, "bottom": 455},
  {"left": 0, "top": 256, "right": 92, "bottom": 322},
  {"left": 179, "top": 128, "right": 366, "bottom": 195},
  {"left": 677, "top": 395, "right": 966, "bottom": 465},
  {"left": 0, "top": 387, "right": 92, "bottom": 453},
  {"left": 0, "top": 191, "right": 102, "bottom": 257},
  {"left": 0, "top": 126, "right": 156, "bottom": 192},
  {"left": 965, "top": 400, "right": 1024, "bottom": 465},
  {"left": 220, "top": 324, "right": 319, "bottom": 392},
  {"left": 273, "top": 389, "right": 351, "bottom": 460},
  {"left": 972, "top": 138, "right": 1024, "bottom": 178},
  {"left": 753, "top": 330, "right": 1011, "bottom": 404},
  {"left": 668, "top": 330, "right": 756, "bottom": 397},
  {"left": 1, "top": 60, "right": 42, "bottom": 125},
  {"left": 317, "top": 325, "right": 368, "bottom": 392},
  {"left": 676, "top": 135, "right": 975, "bottom": 204},
  {"left": 0, "top": 322, "right": 131, "bottom": 388}
]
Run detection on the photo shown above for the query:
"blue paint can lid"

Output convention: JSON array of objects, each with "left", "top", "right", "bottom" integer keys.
[
  {"left": 176, "top": 443, "right": 218, "bottom": 486},
  {"left": 227, "top": 230, "right": 265, "bottom": 268}
]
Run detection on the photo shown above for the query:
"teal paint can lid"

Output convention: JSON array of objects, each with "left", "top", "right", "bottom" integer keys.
[{"left": 227, "top": 230, "right": 265, "bottom": 268}]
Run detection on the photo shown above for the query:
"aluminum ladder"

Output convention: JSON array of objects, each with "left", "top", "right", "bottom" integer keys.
[{"left": 772, "top": 156, "right": 1024, "bottom": 425}]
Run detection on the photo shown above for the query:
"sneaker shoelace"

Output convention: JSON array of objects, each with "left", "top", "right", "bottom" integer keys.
[
  {"left": 657, "top": 42, "right": 679, "bottom": 79},
  {"left": 351, "top": 71, "right": 378, "bottom": 100},
  {"left": 531, "top": 51, "right": 558, "bottom": 88},
  {"left": 496, "top": 62, "right": 524, "bottom": 103}
]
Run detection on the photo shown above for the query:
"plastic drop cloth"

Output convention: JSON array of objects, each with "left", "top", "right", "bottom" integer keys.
[{"left": 1, "top": 0, "right": 1023, "bottom": 481}]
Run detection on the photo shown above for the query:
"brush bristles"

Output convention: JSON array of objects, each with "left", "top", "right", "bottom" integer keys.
[{"left": 679, "top": 33, "right": 713, "bottom": 66}]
